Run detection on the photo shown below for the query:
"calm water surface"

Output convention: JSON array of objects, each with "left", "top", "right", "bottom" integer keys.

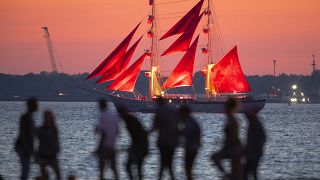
[{"left": 0, "top": 102, "right": 319, "bottom": 179}]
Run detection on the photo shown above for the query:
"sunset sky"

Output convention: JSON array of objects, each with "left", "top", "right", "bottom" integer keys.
[{"left": 0, "top": 0, "right": 319, "bottom": 75}]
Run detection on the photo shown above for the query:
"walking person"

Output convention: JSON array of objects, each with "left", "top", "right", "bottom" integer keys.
[
  {"left": 150, "top": 97, "right": 180, "bottom": 180},
  {"left": 15, "top": 98, "right": 38, "bottom": 180},
  {"left": 244, "top": 111, "right": 266, "bottom": 180},
  {"left": 212, "top": 98, "right": 243, "bottom": 180},
  {"left": 179, "top": 106, "right": 201, "bottom": 180},
  {"left": 118, "top": 106, "right": 149, "bottom": 180},
  {"left": 36, "top": 111, "right": 61, "bottom": 180},
  {"left": 95, "top": 99, "right": 119, "bottom": 180}
]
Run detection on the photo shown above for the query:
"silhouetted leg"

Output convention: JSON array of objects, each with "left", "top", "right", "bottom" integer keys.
[
  {"left": 19, "top": 154, "right": 30, "bottom": 180},
  {"left": 110, "top": 151, "right": 119, "bottom": 180},
  {"left": 99, "top": 156, "right": 105, "bottom": 180},
  {"left": 252, "top": 158, "right": 259, "bottom": 180},
  {"left": 212, "top": 149, "right": 228, "bottom": 173},
  {"left": 51, "top": 157, "right": 61, "bottom": 180},
  {"left": 244, "top": 162, "right": 249, "bottom": 180},
  {"left": 126, "top": 156, "right": 133, "bottom": 180},
  {"left": 245, "top": 157, "right": 260, "bottom": 180},
  {"left": 167, "top": 148, "right": 175, "bottom": 180},
  {"left": 40, "top": 162, "right": 49, "bottom": 179},
  {"left": 137, "top": 160, "right": 144, "bottom": 180},
  {"left": 185, "top": 150, "right": 197, "bottom": 180},
  {"left": 159, "top": 148, "right": 166, "bottom": 180}
]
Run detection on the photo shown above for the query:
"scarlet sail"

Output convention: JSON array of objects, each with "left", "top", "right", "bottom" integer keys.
[
  {"left": 162, "top": 36, "right": 199, "bottom": 89},
  {"left": 107, "top": 53, "right": 146, "bottom": 92},
  {"left": 161, "top": 13, "right": 203, "bottom": 56},
  {"left": 95, "top": 36, "right": 143, "bottom": 84},
  {"left": 159, "top": 0, "right": 204, "bottom": 40},
  {"left": 87, "top": 22, "right": 141, "bottom": 79},
  {"left": 210, "top": 46, "right": 251, "bottom": 93}
]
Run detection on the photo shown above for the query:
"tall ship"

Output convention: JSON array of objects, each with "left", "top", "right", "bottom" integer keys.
[{"left": 86, "top": 0, "right": 266, "bottom": 113}]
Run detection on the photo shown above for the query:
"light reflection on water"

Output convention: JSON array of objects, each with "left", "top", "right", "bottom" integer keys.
[{"left": 0, "top": 102, "right": 319, "bottom": 179}]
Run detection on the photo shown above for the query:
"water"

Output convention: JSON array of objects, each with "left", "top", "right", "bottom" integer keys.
[{"left": 0, "top": 102, "right": 319, "bottom": 179}]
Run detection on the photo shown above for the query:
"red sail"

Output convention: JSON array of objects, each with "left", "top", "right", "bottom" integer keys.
[
  {"left": 87, "top": 22, "right": 141, "bottom": 79},
  {"left": 161, "top": 13, "right": 203, "bottom": 56},
  {"left": 159, "top": 0, "right": 204, "bottom": 40},
  {"left": 210, "top": 46, "right": 251, "bottom": 93},
  {"left": 95, "top": 36, "right": 143, "bottom": 84},
  {"left": 107, "top": 53, "right": 146, "bottom": 92},
  {"left": 162, "top": 36, "right": 199, "bottom": 89}
]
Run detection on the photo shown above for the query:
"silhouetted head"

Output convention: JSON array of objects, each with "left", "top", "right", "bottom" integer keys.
[
  {"left": 26, "top": 98, "right": 38, "bottom": 112},
  {"left": 225, "top": 98, "right": 239, "bottom": 115},
  {"left": 179, "top": 105, "right": 191, "bottom": 119},
  {"left": 156, "top": 96, "right": 166, "bottom": 106},
  {"left": 117, "top": 106, "right": 128, "bottom": 118},
  {"left": 98, "top": 99, "right": 107, "bottom": 111},
  {"left": 43, "top": 111, "right": 56, "bottom": 129}
]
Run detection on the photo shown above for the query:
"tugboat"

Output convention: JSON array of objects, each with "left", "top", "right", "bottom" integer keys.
[{"left": 86, "top": 0, "right": 266, "bottom": 113}]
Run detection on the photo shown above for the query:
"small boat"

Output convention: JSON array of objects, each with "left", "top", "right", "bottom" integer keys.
[{"left": 86, "top": 0, "right": 266, "bottom": 113}]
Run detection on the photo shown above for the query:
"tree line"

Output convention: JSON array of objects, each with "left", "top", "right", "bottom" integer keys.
[{"left": 0, "top": 70, "right": 319, "bottom": 101}]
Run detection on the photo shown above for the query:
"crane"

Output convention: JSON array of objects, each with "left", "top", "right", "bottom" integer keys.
[{"left": 42, "top": 27, "right": 58, "bottom": 72}]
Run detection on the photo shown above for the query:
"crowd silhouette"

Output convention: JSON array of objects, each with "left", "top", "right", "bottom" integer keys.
[{"left": 14, "top": 97, "right": 266, "bottom": 180}]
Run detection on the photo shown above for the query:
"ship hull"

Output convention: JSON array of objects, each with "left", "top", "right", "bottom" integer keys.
[{"left": 108, "top": 95, "right": 266, "bottom": 113}]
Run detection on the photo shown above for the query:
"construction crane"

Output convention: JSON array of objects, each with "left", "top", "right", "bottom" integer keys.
[{"left": 42, "top": 27, "right": 58, "bottom": 72}]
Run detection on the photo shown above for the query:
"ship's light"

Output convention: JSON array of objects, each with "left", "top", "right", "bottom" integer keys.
[
  {"left": 302, "top": 98, "right": 306, "bottom": 102},
  {"left": 301, "top": 92, "right": 304, "bottom": 96},
  {"left": 169, "top": 100, "right": 172, "bottom": 103},
  {"left": 292, "top": 84, "right": 297, "bottom": 90},
  {"left": 290, "top": 98, "right": 297, "bottom": 102}
]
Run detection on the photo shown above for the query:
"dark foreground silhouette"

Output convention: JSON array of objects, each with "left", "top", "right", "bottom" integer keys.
[
  {"left": 95, "top": 99, "right": 119, "bottom": 180},
  {"left": 36, "top": 111, "right": 61, "bottom": 180},
  {"left": 212, "top": 98, "right": 243, "bottom": 180},
  {"left": 118, "top": 106, "right": 149, "bottom": 180},
  {"left": 244, "top": 111, "right": 267, "bottom": 180},
  {"left": 180, "top": 105, "right": 201, "bottom": 180},
  {"left": 12, "top": 97, "right": 268, "bottom": 180},
  {"left": 150, "top": 97, "right": 180, "bottom": 180},
  {"left": 15, "top": 98, "right": 38, "bottom": 180}
]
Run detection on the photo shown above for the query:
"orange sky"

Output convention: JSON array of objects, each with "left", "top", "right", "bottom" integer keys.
[{"left": 0, "top": 0, "right": 319, "bottom": 75}]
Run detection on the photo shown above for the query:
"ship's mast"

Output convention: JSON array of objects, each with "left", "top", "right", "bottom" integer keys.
[
  {"left": 205, "top": 0, "right": 215, "bottom": 97},
  {"left": 207, "top": 0, "right": 214, "bottom": 64},
  {"left": 149, "top": 0, "right": 161, "bottom": 98},
  {"left": 42, "top": 27, "right": 58, "bottom": 72},
  {"left": 312, "top": 51, "right": 316, "bottom": 72}
]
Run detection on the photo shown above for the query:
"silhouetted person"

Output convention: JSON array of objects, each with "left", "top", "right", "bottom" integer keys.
[
  {"left": 150, "top": 97, "right": 180, "bottom": 180},
  {"left": 118, "top": 106, "right": 149, "bottom": 180},
  {"left": 15, "top": 98, "right": 38, "bottom": 180},
  {"left": 212, "top": 98, "right": 243, "bottom": 180},
  {"left": 244, "top": 111, "right": 266, "bottom": 180},
  {"left": 95, "top": 99, "right": 119, "bottom": 180},
  {"left": 180, "top": 106, "right": 201, "bottom": 180},
  {"left": 37, "top": 111, "right": 61, "bottom": 180}
]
